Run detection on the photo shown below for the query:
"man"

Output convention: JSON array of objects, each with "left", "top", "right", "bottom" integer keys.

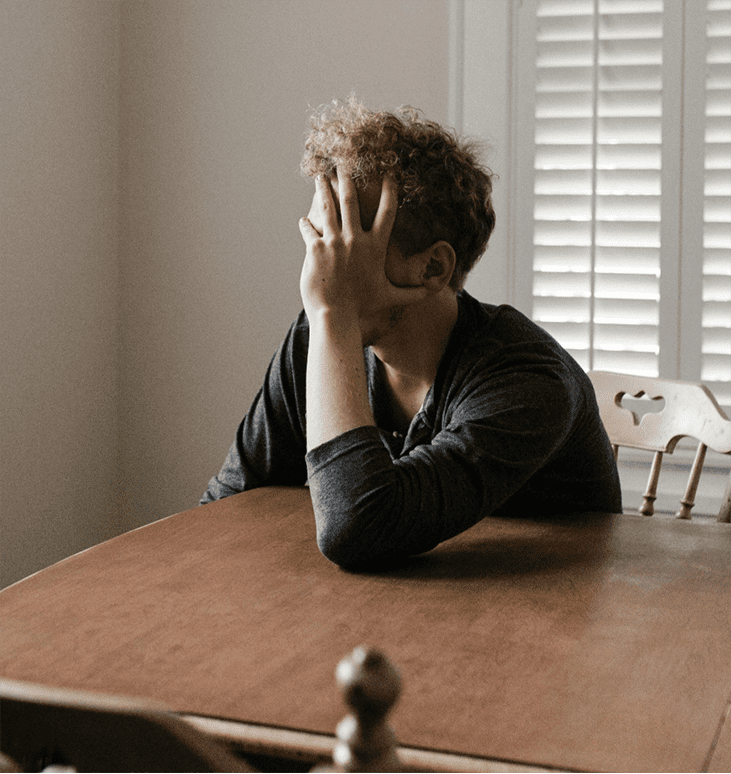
[{"left": 201, "top": 97, "right": 622, "bottom": 569}]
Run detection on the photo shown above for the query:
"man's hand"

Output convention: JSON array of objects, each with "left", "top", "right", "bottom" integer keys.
[{"left": 298, "top": 169, "right": 418, "bottom": 334}]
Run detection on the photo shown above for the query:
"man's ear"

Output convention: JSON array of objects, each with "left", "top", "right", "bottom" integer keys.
[
  {"left": 386, "top": 241, "right": 456, "bottom": 292},
  {"left": 421, "top": 241, "right": 457, "bottom": 291}
]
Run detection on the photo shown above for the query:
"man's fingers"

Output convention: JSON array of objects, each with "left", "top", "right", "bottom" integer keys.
[
  {"left": 372, "top": 173, "right": 398, "bottom": 238},
  {"left": 336, "top": 166, "right": 361, "bottom": 236},
  {"left": 299, "top": 216, "right": 320, "bottom": 243},
  {"left": 316, "top": 175, "right": 340, "bottom": 234}
]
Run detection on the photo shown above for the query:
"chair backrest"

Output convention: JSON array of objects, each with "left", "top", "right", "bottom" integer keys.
[
  {"left": 0, "top": 678, "right": 251, "bottom": 772},
  {"left": 587, "top": 371, "right": 731, "bottom": 522}
]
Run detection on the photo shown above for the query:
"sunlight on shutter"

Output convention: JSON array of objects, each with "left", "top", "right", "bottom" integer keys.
[
  {"left": 702, "top": 0, "right": 731, "bottom": 408},
  {"left": 533, "top": 0, "right": 663, "bottom": 375}
]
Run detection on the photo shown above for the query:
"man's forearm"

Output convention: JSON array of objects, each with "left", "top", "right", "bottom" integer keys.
[{"left": 306, "top": 310, "right": 375, "bottom": 451}]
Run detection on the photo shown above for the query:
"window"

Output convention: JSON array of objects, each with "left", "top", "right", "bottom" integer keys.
[
  {"left": 456, "top": 0, "right": 729, "bottom": 513},
  {"left": 507, "top": 0, "right": 730, "bottom": 409}
]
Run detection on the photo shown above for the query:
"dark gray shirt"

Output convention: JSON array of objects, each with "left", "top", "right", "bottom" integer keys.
[{"left": 201, "top": 291, "right": 622, "bottom": 568}]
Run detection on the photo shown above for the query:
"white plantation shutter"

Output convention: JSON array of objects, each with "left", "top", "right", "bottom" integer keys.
[
  {"left": 532, "top": 1, "right": 663, "bottom": 376},
  {"left": 523, "top": 0, "right": 731, "bottom": 408},
  {"left": 702, "top": 0, "right": 731, "bottom": 407}
]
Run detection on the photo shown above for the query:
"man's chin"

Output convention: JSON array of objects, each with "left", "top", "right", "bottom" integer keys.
[
  {"left": 362, "top": 306, "right": 406, "bottom": 348},
  {"left": 362, "top": 329, "right": 381, "bottom": 348}
]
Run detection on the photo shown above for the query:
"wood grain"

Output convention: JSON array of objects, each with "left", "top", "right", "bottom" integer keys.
[{"left": 2, "top": 488, "right": 730, "bottom": 772}]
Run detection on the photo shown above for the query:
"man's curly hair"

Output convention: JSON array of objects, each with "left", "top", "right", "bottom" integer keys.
[{"left": 300, "top": 96, "right": 496, "bottom": 289}]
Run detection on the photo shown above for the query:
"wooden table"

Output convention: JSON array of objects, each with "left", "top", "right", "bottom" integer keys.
[{"left": 2, "top": 487, "right": 730, "bottom": 773}]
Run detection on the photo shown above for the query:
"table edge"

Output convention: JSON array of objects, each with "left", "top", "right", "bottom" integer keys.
[{"left": 182, "top": 713, "right": 566, "bottom": 773}]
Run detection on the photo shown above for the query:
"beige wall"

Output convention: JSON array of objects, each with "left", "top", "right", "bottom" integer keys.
[
  {"left": 1, "top": 0, "right": 121, "bottom": 588},
  {"left": 118, "top": 0, "right": 451, "bottom": 529},
  {"left": 2, "top": 0, "right": 451, "bottom": 587}
]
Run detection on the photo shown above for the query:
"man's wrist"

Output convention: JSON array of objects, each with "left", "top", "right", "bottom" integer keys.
[
  {"left": 306, "top": 304, "right": 361, "bottom": 339},
  {"left": 305, "top": 306, "right": 373, "bottom": 451}
]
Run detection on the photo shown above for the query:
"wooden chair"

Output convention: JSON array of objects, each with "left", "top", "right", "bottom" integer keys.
[
  {"left": 0, "top": 647, "right": 409, "bottom": 773},
  {"left": 0, "top": 678, "right": 251, "bottom": 772},
  {"left": 588, "top": 371, "right": 731, "bottom": 522}
]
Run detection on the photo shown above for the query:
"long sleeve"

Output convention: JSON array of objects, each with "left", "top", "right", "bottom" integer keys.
[
  {"left": 305, "top": 300, "right": 621, "bottom": 569},
  {"left": 200, "top": 313, "right": 310, "bottom": 504}
]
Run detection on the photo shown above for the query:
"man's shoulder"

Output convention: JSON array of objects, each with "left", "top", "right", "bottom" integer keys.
[
  {"left": 263, "top": 309, "right": 311, "bottom": 382},
  {"left": 454, "top": 291, "right": 553, "bottom": 350},
  {"left": 451, "top": 292, "right": 590, "bottom": 393},
  {"left": 279, "top": 309, "right": 310, "bottom": 348}
]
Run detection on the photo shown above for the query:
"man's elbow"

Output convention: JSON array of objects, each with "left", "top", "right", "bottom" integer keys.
[
  {"left": 315, "top": 520, "right": 384, "bottom": 570},
  {"left": 310, "top": 484, "right": 407, "bottom": 569},
  {"left": 316, "top": 522, "right": 360, "bottom": 569}
]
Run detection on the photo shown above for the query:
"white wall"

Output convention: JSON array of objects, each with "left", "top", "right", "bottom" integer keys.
[
  {"left": 2, "top": 0, "right": 456, "bottom": 586},
  {"left": 458, "top": 0, "right": 514, "bottom": 309},
  {"left": 1, "top": 0, "right": 121, "bottom": 588},
  {"left": 118, "top": 0, "right": 452, "bottom": 530}
]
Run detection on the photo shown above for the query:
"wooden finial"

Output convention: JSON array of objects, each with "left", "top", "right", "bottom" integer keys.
[{"left": 329, "top": 646, "right": 402, "bottom": 773}]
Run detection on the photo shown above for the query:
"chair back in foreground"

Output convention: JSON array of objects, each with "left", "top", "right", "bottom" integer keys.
[
  {"left": 0, "top": 678, "right": 251, "bottom": 772},
  {"left": 587, "top": 371, "right": 731, "bottom": 522}
]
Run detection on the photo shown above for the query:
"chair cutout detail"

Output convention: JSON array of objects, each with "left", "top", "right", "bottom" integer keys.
[
  {"left": 618, "top": 392, "right": 665, "bottom": 425},
  {"left": 588, "top": 371, "right": 731, "bottom": 522}
]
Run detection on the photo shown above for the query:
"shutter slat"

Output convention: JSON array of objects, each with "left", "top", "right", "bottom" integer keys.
[
  {"left": 704, "top": 299, "right": 731, "bottom": 326},
  {"left": 705, "top": 169, "right": 731, "bottom": 195},
  {"left": 594, "top": 323, "right": 660, "bottom": 351},
  {"left": 535, "top": 195, "right": 665, "bottom": 220},
  {"left": 704, "top": 247, "right": 731, "bottom": 272},
  {"left": 595, "top": 245, "right": 661, "bottom": 273},
  {"left": 706, "top": 116, "right": 731, "bottom": 142},
  {"left": 534, "top": 245, "right": 591, "bottom": 272},
  {"left": 705, "top": 196, "right": 731, "bottom": 221}
]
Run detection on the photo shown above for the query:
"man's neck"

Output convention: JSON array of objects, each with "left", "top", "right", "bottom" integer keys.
[{"left": 370, "top": 290, "right": 460, "bottom": 427}]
